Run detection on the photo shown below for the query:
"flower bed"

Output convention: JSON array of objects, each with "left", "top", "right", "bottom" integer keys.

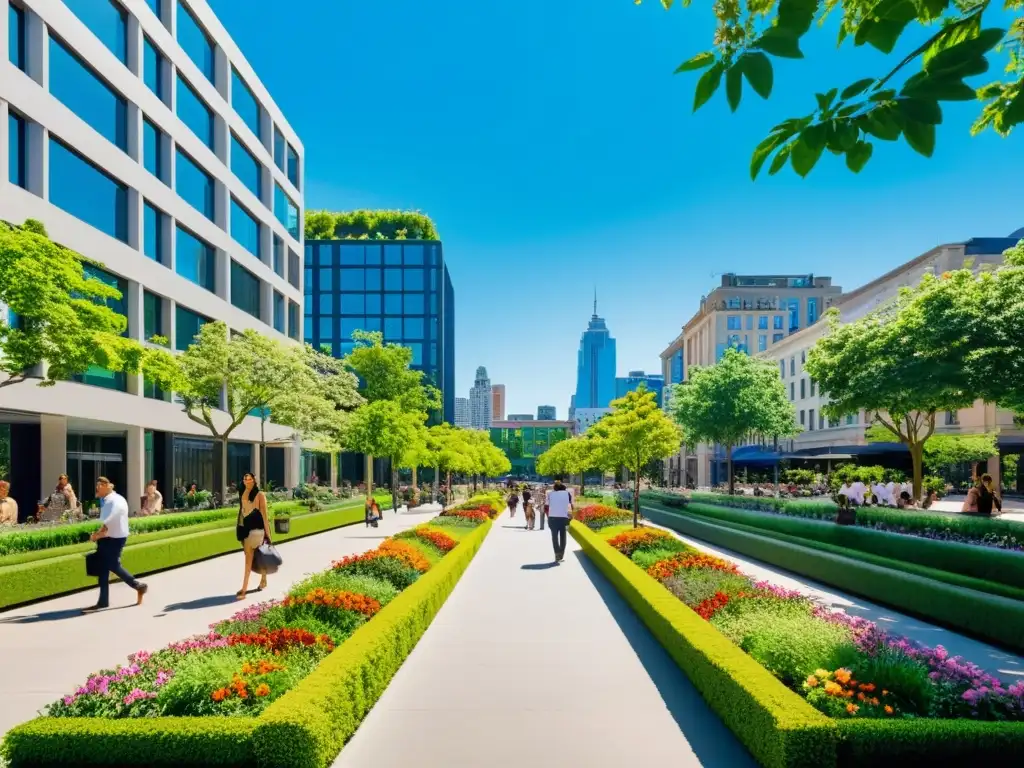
[
  {"left": 573, "top": 504, "right": 633, "bottom": 530},
  {"left": 572, "top": 520, "right": 1024, "bottom": 766},
  {"left": 1, "top": 515, "right": 492, "bottom": 768}
]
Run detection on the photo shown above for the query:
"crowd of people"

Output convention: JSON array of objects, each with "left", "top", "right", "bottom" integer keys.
[{"left": 506, "top": 481, "right": 575, "bottom": 563}]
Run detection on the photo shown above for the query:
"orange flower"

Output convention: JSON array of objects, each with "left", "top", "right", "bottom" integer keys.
[
  {"left": 870, "top": 697, "right": 880, "bottom": 706},
  {"left": 863, "top": 683, "right": 876, "bottom": 692},
  {"left": 882, "top": 690, "right": 889, "bottom": 696},
  {"left": 254, "top": 683, "right": 270, "bottom": 697},
  {"left": 845, "top": 690, "right": 855, "bottom": 699},
  {"left": 834, "top": 668, "right": 852, "bottom": 685},
  {"left": 211, "top": 688, "right": 230, "bottom": 702},
  {"left": 823, "top": 681, "right": 843, "bottom": 696},
  {"left": 241, "top": 662, "right": 254, "bottom": 675},
  {"left": 884, "top": 705, "right": 894, "bottom": 715},
  {"left": 857, "top": 692, "right": 866, "bottom": 702},
  {"left": 846, "top": 703, "right": 859, "bottom": 715},
  {"left": 805, "top": 676, "right": 819, "bottom": 688}
]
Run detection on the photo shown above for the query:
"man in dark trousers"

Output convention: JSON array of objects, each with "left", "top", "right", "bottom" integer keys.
[{"left": 544, "top": 481, "right": 573, "bottom": 563}]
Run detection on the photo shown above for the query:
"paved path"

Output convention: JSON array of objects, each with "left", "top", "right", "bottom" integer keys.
[
  {"left": 0, "top": 504, "right": 437, "bottom": 738},
  {"left": 643, "top": 516, "right": 1024, "bottom": 680},
  {"left": 333, "top": 509, "right": 755, "bottom": 768}
]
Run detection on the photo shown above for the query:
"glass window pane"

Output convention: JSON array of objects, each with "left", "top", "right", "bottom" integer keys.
[
  {"left": 176, "top": 2, "right": 214, "bottom": 82},
  {"left": 274, "top": 235, "right": 284, "bottom": 277},
  {"left": 49, "top": 36, "right": 127, "bottom": 150},
  {"left": 404, "top": 318, "right": 424, "bottom": 340},
  {"left": 175, "top": 149, "right": 214, "bottom": 220},
  {"left": 318, "top": 293, "right": 333, "bottom": 314},
  {"left": 384, "top": 269, "right": 402, "bottom": 291},
  {"left": 49, "top": 136, "right": 127, "bottom": 241},
  {"left": 143, "top": 37, "right": 164, "bottom": 101},
  {"left": 231, "top": 66, "right": 262, "bottom": 139},
  {"left": 142, "top": 118, "right": 166, "bottom": 183},
  {"left": 340, "top": 245, "right": 363, "bottom": 265},
  {"left": 364, "top": 245, "right": 382, "bottom": 265},
  {"left": 273, "top": 291, "right": 285, "bottom": 333},
  {"left": 289, "top": 301, "right": 299, "bottom": 341},
  {"left": 407, "top": 342, "right": 423, "bottom": 366},
  {"left": 385, "top": 294, "right": 402, "bottom": 315},
  {"left": 230, "top": 261, "right": 260, "bottom": 319},
  {"left": 143, "top": 290, "right": 162, "bottom": 340},
  {"left": 63, "top": 0, "right": 127, "bottom": 64},
  {"left": 319, "top": 267, "right": 333, "bottom": 291},
  {"left": 340, "top": 269, "right": 364, "bottom": 291},
  {"left": 405, "top": 268, "right": 424, "bottom": 291},
  {"left": 273, "top": 127, "right": 284, "bottom": 170},
  {"left": 230, "top": 133, "right": 262, "bottom": 200},
  {"left": 230, "top": 198, "right": 261, "bottom": 258},
  {"left": 9, "top": 2, "right": 26, "bottom": 71},
  {"left": 175, "top": 224, "right": 216, "bottom": 292},
  {"left": 384, "top": 244, "right": 402, "bottom": 265},
  {"left": 286, "top": 143, "right": 299, "bottom": 188},
  {"left": 365, "top": 268, "right": 381, "bottom": 291},
  {"left": 143, "top": 201, "right": 164, "bottom": 263},
  {"left": 303, "top": 315, "right": 312, "bottom": 341},
  {"left": 273, "top": 183, "right": 299, "bottom": 239},
  {"left": 403, "top": 244, "right": 423, "bottom": 265},
  {"left": 175, "top": 304, "right": 209, "bottom": 351},
  {"left": 383, "top": 318, "right": 401, "bottom": 340},
  {"left": 8, "top": 111, "right": 26, "bottom": 188},
  {"left": 363, "top": 316, "right": 381, "bottom": 332},
  {"left": 340, "top": 293, "right": 365, "bottom": 314},
  {"left": 317, "top": 243, "right": 334, "bottom": 266},
  {"left": 176, "top": 74, "right": 214, "bottom": 149},
  {"left": 365, "top": 294, "right": 381, "bottom": 314},
  {"left": 288, "top": 251, "right": 300, "bottom": 290},
  {"left": 319, "top": 317, "right": 334, "bottom": 340},
  {"left": 341, "top": 318, "right": 365, "bottom": 338},
  {"left": 405, "top": 293, "right": 424, "bottom": 314}
]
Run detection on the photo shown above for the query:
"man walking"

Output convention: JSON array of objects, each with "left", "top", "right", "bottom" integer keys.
[
  {"left": 83, "top": 477, "right": 147, "bottom": 613},
  {"left": 545, "top": 481, "right": 573, "bottom": 563}
]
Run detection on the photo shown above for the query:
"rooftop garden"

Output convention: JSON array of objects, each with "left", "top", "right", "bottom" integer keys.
[{"left": 304, "top": 209, "right": 439, "bottom": 241}]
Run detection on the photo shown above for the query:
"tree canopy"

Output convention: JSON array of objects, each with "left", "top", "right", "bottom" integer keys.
[
  {"left": 345, "top": 331, "right": 441, "bottom": 414},
  {"left": 923, "top": 432, "right": 999, "bottom": 472},
  {"left": 304, "top": 210, "right": 439, "bottom": 241},
  {"left": 638, "top": 0, "right": 1024, "bottom": 178},
  {"left": 669, "top": 349, "right": 796, "bottom": 493}
]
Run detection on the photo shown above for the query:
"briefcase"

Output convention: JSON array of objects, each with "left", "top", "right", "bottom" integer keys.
[{"left": 85, "top": 551, "right": 103, "bottom": 577}]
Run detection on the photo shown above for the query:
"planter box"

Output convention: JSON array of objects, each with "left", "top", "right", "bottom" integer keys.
[{"left": 273, "top": 518, "right": 291, "bottom": 534}]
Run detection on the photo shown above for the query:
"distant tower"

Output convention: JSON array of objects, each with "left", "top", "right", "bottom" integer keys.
[
  {"left": 574, "top": 293, "right": 616, "bottom": 410},
  {"left": 454, "top": 397, "right": 471, "bottom": 427},
  {"left": 469, "top": 366, "right": 493, "bottom": 430}
]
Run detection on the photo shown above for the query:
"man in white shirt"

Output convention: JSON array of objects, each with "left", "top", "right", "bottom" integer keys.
[
  {"left": 848, "top": 476, "right": 867, "bottom": 506},
  {"left": 83, "top": 477, "right": 148, "bottom": 613},
  {"left": 545, "top": 481, "right": 574, "bottom": 563}
]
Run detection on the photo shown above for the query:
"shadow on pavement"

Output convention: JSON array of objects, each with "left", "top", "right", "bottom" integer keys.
[
  {"left": 346, "top": 535, "right": 389, "bottom": 540},
  {"left": 520, "top": 562, "right": 559, "bottom": 570},
  {"left": 0, "top": 605, "right": 132, "bottom": 624},
  {"left": 574, "top": 551, "right": 757, "bottom": 768},
  {"left": 501, "top": 525, "right": 528, "bottom": 530},
  {"left": 162, "top": 594, "right": 241, "bottom": 612}
]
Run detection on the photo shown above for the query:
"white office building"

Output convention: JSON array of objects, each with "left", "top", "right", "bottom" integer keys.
[
  {"left": 469, "top": 365, "right": 492, "bottom": 430},
  {"left": 454, "top": 397, "right": 470, "bottom": 428},
  {"left": 1, "top": 0, "right": 304, "bottom": 515}
]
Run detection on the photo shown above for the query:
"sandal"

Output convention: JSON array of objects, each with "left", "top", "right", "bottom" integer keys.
[{"left": 258, "top": 577, "right": 267, "bottom": 591}]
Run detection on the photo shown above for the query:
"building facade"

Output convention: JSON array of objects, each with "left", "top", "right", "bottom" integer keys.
[
  {"left": 454, "top": 396, "right": 470, "bottom": 428},
  {"left": 1, "top": 0, "right": 304, "bottom": 515},
  {"left": 574, "top": 299, "right": 616, "bottom": 410},
  {"left": 489, "top": 419, "right": 575, "bottom": 477},
  {"left": 469, "top": 365, "right": 492, "bottom": 430},
  {"left": 507, "top": 414, "right": 533, "bottom": 421},
  {"left": 491, "top": 383, "right": 505, "bottom": 421},
  {"left": 615, "top": 370, "right": 665, "bottom": 408},
  {"left": 537, "top": 405, "right": 556, "bottom": 420},
  {"left": 303, "top": 239, "right": 455, "bottom": 424}
]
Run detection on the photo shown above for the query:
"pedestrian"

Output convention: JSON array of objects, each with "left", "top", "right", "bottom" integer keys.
[
  {"left": 365, "top": 497, "right": 382, "bottom": 528},
  {"left": 521, "top": 487, "right": 532, "bottom": 527},
  {"left": 545, "top": 481, "right": 573, "bottom": 563},
  {"left": 140, "top": 479, "right": 163, "bottom": 516},
  {"left": 538, "top": 484, "right": 547, "bottom": 530},
  {"left": 0, "top": 480, "right": 18, "bottom": 525},
  {"left": 82, "top": 477, "right": 147, "bottom": 613},
  {"left": 523, "top": 493, "right": 536, "bottom": 530},
  {"left": 42, "top": 474, "right": 78, "bottom": 522},
  {"left": 236, "top": 472, "right": 271, "bottom": 599},
  {"left": 963, "top": 473, "right": 1002, "bottom": 516},
  {"left": 507, "top": 489, "right": 519, "bottom": 519}
]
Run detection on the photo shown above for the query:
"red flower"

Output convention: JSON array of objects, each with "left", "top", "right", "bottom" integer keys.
[
  {"left": 227, "top": 627, "right": 334, "bottom": 653},
  {"left": 283, "top": 589, "right": 382, "bottom": 617},
  {"left": 693, "top": 591, "right": 732, "bottom": 620},
  {"left": 413, "top": 528, "right": 457, "bottom": 553}
]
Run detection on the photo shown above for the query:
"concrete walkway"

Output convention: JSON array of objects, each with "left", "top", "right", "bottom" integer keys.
[
  {"left": 0, "top": 503, "right": 437, "bottom": 738},
  {"left": 333, "top": 510, "right": 755, "bottom": 768}
]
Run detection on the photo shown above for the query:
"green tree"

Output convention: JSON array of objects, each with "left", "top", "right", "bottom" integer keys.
[
  {"left": 0, "top": 220, "right": 171, "bottom": 388},
  {"left": 922, "top": 432, "right": 999, "bottom": 473},
  {"left": 638, "top": 0, "right": 1023, "bottom": 178},
  {"left": 537, "top": 436, "right": 598, "bottom": 493},
  {"left": 594, "top": 387, "right": 682, "bottom": 527},
  {"left": 345, "top": 400, "right": 417, "bottom": 500},
  {"left": 669, "top": 350, "right": 797, "bottom": 495},
  {"left": 428, "top": 423, "right": 476, "bottom": 502}
]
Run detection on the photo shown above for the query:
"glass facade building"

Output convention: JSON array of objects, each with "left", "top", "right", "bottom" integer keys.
[
  {"left": 304, "top": 240, "right": 455, "bottom": 423},
  {"left": 489, "top": 423, "right": 572, "bottom": 477},
  {"left": 574, "top": 302, "right": 617, "bottom": 409},
  {"left": 615, "top": 372, "right": 666, "bottom": 408}
]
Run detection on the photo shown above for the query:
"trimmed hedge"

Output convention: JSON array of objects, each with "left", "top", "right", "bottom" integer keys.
[
  {"left": 835, "top": 719, "right": 1024, "bottom": 765},
  {"left": 676, "top": 502, "right": 1024, "bottom": 600},
  {"left": 641, "top": 505, "right": 1024, "bottom": 653},
  {"left": 570, "top": 521, "right": 837, "bottom": 768},
  {"left": 0, "top": 503, "right": 368, "bottom": 610},
  {"left": 0, "top": 519, "right": 492, "bottom": 768}
]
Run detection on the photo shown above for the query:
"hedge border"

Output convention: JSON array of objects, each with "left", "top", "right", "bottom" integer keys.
[
  {"left": 676, "top": 502, "right": 1024, "bottom": 602},
  {"left": 0, "top": 502, "right": 373, "bottom": 611},
  {"left": 641, "top": 504, "right": 1024, "bottom": 654},
  {"left": 570, "top": 521, "right": 837, "bottom": 768},
  {"left": 0, "top": 519, "right": 492, "bottom": 768}
]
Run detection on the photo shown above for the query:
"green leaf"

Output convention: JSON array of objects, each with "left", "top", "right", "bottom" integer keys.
[
  {"left": 740, "top": 52, "right": 773, "bottom": 99},
  {"left": 1002, "top": 88, "right": 1024, "bottom": 130},
  {"left": 726, "top": 66, "right": 743, "bottom": 112},
  {"left": 902, "top": 77, "right": 977, "bottom": 102},
  {"left": 790, "top": 135, "right": 826, "bottom": 177},
  {"left": 923, "top": 14, "right": 981, "bottom": 67},
  {"left": 866, "top": 19, "right": 912, "bottom": 54},
  {"left": 903, "top": 120, "right": 936, "bottom": 157},
  {"left": 861, "top": 109, "right": 902, "bottom": 140},
  {"left": 693, "top": 62, "right": 725, "bottom": 112},
  {"left": 756, "top": 30, "right": 804, "bottom": 59},
  {"left": 869, "top": 89, "right": 898, "bottom": 102},
  {"left": 845, "top": 141, "right": 874, "bottom": 172},
  {"left": 776, "top": 0, "right": 817, "bottom": 36},
  {"left": 841, "top": 78, "right": 876, "bottom": 100},
  {"left": 801, "top": 122, "right": 828, "bottom": 151},
  {"left": 675, "top": 51, "right": 716, "bottom": 74},
  {"left": 768, "top": 143, "right": 794, "bottom": 175},
  {"left": 750, "top": 133, "right": 786, "bottom": 180},
  {"left": 897, "top": 98, "right": 943, "bottom": 125}
]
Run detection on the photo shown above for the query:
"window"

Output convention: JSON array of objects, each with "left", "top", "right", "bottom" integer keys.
[
  {"left": 49, "top": 36, "right": 127, "bottom": 150},
  {"left": 143, "top": 202, "right": 165, "bottom": 263},
  {"left": 318, "top": 293, "right": 333, "bottom": 314},
  {"left": 288, "top": 301, "right": 299, "bottom": 340},
  {"left": 405, "top": 293, "right": 423, "bottom": 313},
  {"left": 286, "top": 143, "right": 299, "bottom": 188},
  {"left": 726, "top": 297, "right": 741, "bottom": 309},
  {"left": 49, "top": 137, "right": 127, "bottom": 241},
  {"left": 319, "top": 317, "right": 335, "bottom": 341},
  {"left": 385, "top": 294, "right": 402, "bottom": 315},
  {"left": 273, "top": 291, "right": 285, "bottom": 333},
  {"left": 404, "top": 244, "right": 424, "bottom": 264},
  {"left": 801, "top": 350, "right": 806, "bottom": 364},
  {"left": 779, "top": 361, "right": 785, "bottom": 379},
  {"left": 175, "top": 224, "right": 215, "bottom": 292},
  {"left": 230, "top": 197, "right": 261, "bottom": 258},
  {"left": 143, "top": 37, "right": 165, "bottom": 102},
  {"left": 175, "top": 304, "right": 209, "bottom": 351},
  {"left": 407, "top": 342, "right": 423, "bottom": 366},
  {"left": 365, "top": 268, "right": 381, "bottom": 290},
  {"left": 773, "top": 332, "right": 784, "bottom": 343},
  {"left": 230, "top": 134, "right": 262, "bottom": 200},
  {"left": 143, "top": 290, "right": 163, "bottom": 340},
  {"left": 316, "top": 267, "right": 332, "bottom": 291},
  {"left": 726, "top": 315, "right": 741, "bottom": 331},
  {"left": 808, "top": 297, "right": 819, "bottom": 325},
  {"left": 143, "top": 118, "right": 167, "bottom": 183},
  {"left": 177, "top": 2, "right": 214, "bottom": 82},
  {"left": 800, "top": 379, "right": 806, "bottom": 399},
  {"left": 341, "top": 245, "right": 364, "bottom": 265},
  {"left": 384, "top": 269, "right": 402, "bottom": 291},
  {"left": 64, "top": 0, "right": 126, "bottom": 64},
  {"left": 788, "top": 298, "right": 800, "bottom": 332},
  {"left": 809, "top": 409, "right": 815, "bottom": 430},
  {"left": 230, "top": 261, "right": 260, "bottom": 319},
  {"left": 175, "top": 149, "right": 214, "bottom": 220},
  {"left": 800, "top": 410, "right": 805, "bottom": 426},
  {"left": 745, "top": 315, "right": 753, "bottom": 330},
  {"left": 274, "top": 183, "right": 299, "bottom": 238},
  {"left": 819, "top": 412, "right": 825, "bottom": 430},
  {"left": 404, "top": 318, "right": 424, "bottom": 339},
  {"left": 758, "top": 334, "right": 767, "bottom": 352},
  {"left": 144, "top": 0, "right": 162, "bottom": 20},
  {"left": 273, "top": 126, "right": 284, "bottom": 169},
  {"left": 384, "top": 317, "right": 402, "bottom": 340},
  {"left": 405, "top": 268, "right": 425, "bottom": 291},
  {"left": 8, "top": 111, "right": 26, "bottom": 188},
  {"left": 846, "top": 413, "right": 857, "bottom": 425},
  {"left": 945, "top": 410, "right": 960, "bottom": 426},
  {"left": 773, "top": 316, "right": 783, "bottom": 330},
  {"left": 176, "top": 74, "right": 214, "bottom": 148},
  {"left": 758, "top": 315, "right": 768, "bottom": 330},
  {"left": 273, "top": 235, "right": 284, "bottom": 276},
  {"left": 341, "top": 318, "right": 366, "bottom": 338},
  {"left": 9, "top": 2, "right": 25, "bottom": 70},
  {"left": 789, "top": 357, "right": 795, "bottom": 376},
  {"left": 790, "top": 382, "right": 795, "bottom": 401},
  {"left": 288, "top": 251, "right": 300, "bottom": 290},
  {"left": 317, "top": 244, "right": 334, "bottom": 266},
  {"left": 231, "top": 67, "right": 262, "bottom": 138},
  {"left": 339, "top": 293, "right": 364, "bottom": 314},
  {"left": 810, "top": 379, "right": 816, "bottom": 397}
]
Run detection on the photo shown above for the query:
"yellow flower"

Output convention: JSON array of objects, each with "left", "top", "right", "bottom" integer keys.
[
  {"left": 824, "top": 681, "right": 843, "bottom": 696},
  {"left": 834, "top": 668, "right": 852, "bottom": 685},
  {"left": 814, "top": 669, "right": 830, "bottom": 679},
  {"left": 846, "top": 703, "right": 859, "bottom": 715}
]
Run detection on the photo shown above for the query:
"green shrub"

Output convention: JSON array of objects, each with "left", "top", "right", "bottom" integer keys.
[
  {"left": 570, "top": 522, "right": 837, "bottom": 768},
  {"left": 288, "top": 572, "right": 398, "bottom": 606},
  {"left": 828, "top": 645, "right": 934, "bottom": 718},
  {"left": 740, "top": 617, "right": 853, "bottom": 688},
  {"left": 664, "top": 569, "right": 751, "bottom": 608},
  {"left": 631, "top": 547, "right": 682, "bottom": 570},
  {"left": 711, "top": 595, "right": 815, "bottom": 645},
  {"left": 836, "top": 719, "right": 1024, "bottom": 765},
  {"left": 333, "top": 556, "right": 420, "bottom": 590}
]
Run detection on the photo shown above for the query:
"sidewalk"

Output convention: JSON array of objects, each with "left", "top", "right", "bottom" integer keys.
[
  {"left": 333, "top": 510, "right": 755, "bottom": 768},
  {"left": 0, "top": 503, "right": 436, "bottom": 738}
]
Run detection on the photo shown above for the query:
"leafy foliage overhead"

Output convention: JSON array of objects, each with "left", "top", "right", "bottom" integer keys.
[
  {"left": 304, "top": 210, "right": 439, "bottom": 241},
  {"left": 637, "top": 0, "right": 1024, "bottom": 178},
  {"left": 344, "top": 331, "right": 441, "bottom": 415}
]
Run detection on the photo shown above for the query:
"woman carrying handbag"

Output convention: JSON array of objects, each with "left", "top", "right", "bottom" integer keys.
[{"left": 235, "top": 472, "right": 272, "bottom": 599}]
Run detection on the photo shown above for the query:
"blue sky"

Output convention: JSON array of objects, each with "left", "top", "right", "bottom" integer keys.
[{"left": 212, "top": 0, "right": 1023, "bottom": 418}]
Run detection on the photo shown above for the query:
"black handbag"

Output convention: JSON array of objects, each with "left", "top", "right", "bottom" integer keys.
[
  {"left": 252, "top": 542, "right": 282, "bottom": 575},
  {"left": 235, "top": 504, "right": 246, "bottom": 542},
  {"left": 85, "top": 550, "right": 103, "bottom": 577}
]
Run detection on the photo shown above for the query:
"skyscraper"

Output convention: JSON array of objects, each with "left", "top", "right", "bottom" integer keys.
[
  {"left": 491, "top": 384, "right": 506, "bottom": 421},
  {"left": 616, "top": 371, "right": 666, "bottom": 407},
  {"left": 469, "top": 366, "right": 492, "bottom": 430},
  {"left": 537, "top": 405, "right": 556, "bottom": 420},
  {"left": 573, "top": 292, "right": 616, "bottom": 432},
  {"left": 454, "top": 397, "right": 470, "bottom": 428}
]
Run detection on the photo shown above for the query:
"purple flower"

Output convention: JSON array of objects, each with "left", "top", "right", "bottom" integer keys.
[
  {"left": 122, "top": 688, "right": 156, "bottom": 706},
  {"left": 62, "top": 695, "right": 75, "bottom": 706}
]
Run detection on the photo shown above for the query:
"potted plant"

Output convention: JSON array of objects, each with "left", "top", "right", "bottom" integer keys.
[{"left": 273, "top": 508, "right": 291, "bottom": 534}]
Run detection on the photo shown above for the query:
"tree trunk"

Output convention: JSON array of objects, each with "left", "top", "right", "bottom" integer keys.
[
  {"left": 727, "top": 445, "right": 735, "bottom": 495},
  {"left": 434, "top": 465, "right": 440, "bottom": 508},
  {"left": 391, "top": 460, "right": 398, "bottom": 511},
  {"left": 910, "top": 440, "right": 924, "bottom": 502},
  {"left": 473, "top": 474, "right": 478, "bottom": 492},
  {"left": 365, "top": 453, "right": 374, "bottom": 501},
  {"left": 260, "top": 416, "right": 267, "bottom": 488},
  {"left": 412, "top": 466, "right": 418, "bottom": 489},
  {"left": 632, "top": 469, "right": 641, "bottom": 529},
  {"left": 581, "top": 472, "right": 587, "bottom": 497},
  {"left": 220, "top": 436, "right": 229, "bottom": 506}
]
